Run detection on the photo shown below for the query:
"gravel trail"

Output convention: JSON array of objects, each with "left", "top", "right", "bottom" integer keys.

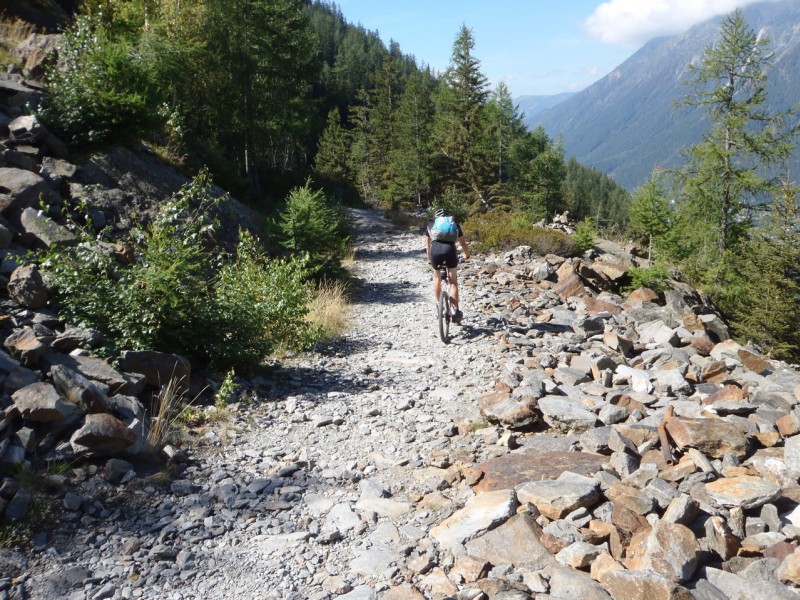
[{"left": 25, "top": 209, "right": 500, "bottom": 600}]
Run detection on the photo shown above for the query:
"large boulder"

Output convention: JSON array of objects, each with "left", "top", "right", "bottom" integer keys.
[
  {"left": 119, "top": 350, "right": 191, "bottom": 389},
  {"left": 8, "top": 115, "right": 68, "bottom": 159},
  {"left": 19, "top": 207, "right": 76, "bottom": 249},
  {"left": 70, "top": 413, "right": 137, "bottom": 456},
  {"left": 429, "top": 489, "right": 518, "bottom": 551},
  {"left": 42, "top": 353, "right": 146, "bottom": 396},
  {"left": 0, "top": 168, "right": 59, "bottom": 215},
  {"left": 76, "top": 145, "right": 263, "bottom": 251},
  {"left": 11, "top": 382, "right": 83, "bottom": 425},
  {"left": 7, "top": 264, "right": 48, "bottom": 308},
  {"left": 50, "top": 365, "right": 109, "bottom": 413},
  {"left": 11, "top": 33, "right": 63, "bottom": 79},
  {"left": 625, "top": 522, "right": 700, "bottom": 583},
  {"left": 477, "top": 390, "right": 539, "bottom": 428},
  {"left": 3, "top": 327, "right": 49, "bottom": 366}
]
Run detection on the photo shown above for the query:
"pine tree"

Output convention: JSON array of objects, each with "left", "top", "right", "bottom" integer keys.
[
  {"left": 485, "top": 82, "right": 527, "bottom": 187},
  {"left": 314, "top": 108, "right": 352, "bottom": 183},
  {"left": 731, "top": 181, "right": 800, "bottom": 360},
  {"left": 389, "top": 68, "right": 436, "bottom": 208},
  {"left": 506, "top": 127, "right": 564, "bottom": 218},
  {"left": 205, "top": 0, "right": 318, "bottom": 195},
  {"left": 678, "top": 9, "right": 797, "bottom": 263},
  {"left": 434, "top": 24, "right": 492, "bottom": 207},
  {"left": 628, "top": 172, "right": 672, "bottom": 261}
]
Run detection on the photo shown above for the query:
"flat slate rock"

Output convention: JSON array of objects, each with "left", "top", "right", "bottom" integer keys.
[
  {"left": 465, "top": 512, "right": 553, "bottom": 569},
  {"left": 473, "top": 449, "right": 606, "bottom": 493}
]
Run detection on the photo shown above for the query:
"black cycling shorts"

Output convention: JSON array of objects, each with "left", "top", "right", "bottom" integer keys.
[{"left": 430, "top": 241, "right": 458, "bottom": 269}]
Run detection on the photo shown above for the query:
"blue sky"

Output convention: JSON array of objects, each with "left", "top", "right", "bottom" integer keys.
[{"left": 334, "top": 0, "right": 769, "bottom": 97}]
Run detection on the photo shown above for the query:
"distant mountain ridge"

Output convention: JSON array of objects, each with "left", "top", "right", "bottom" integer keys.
[
  {"left": 515, "top": 93, "right": 574, "bottom": 120},
  {"left": 526, "top": 0, "right": 800, "bottom": 190}
]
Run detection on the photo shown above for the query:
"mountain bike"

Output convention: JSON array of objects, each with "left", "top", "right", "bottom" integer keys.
[{"left": 434, "top": 259, "right": 465, "bottom": 344}]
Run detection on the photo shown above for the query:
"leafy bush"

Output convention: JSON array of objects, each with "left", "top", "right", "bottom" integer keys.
[
  {"left": 463, "top": 209, "right": 580, "bottom": 256},
  {"left": 571, "top": 217, "right": 597, "bottom": 253},
  {"left": 38, "top": 15, "right": 157, "bottom": 145},
  {"left": 623, "top": 263, "right": 672, "bottom": 294},
  {"left": 277, "top": 181, "right": 350, "bottom": 278},
  {"left": 42, "top": 171, "right": 317, "bottom": 372},
  {"left": 45, "top": 170, "right": 218, "bottom": 357},
  {"left": 210, "top": 231, "right": 316, "bottom": 371}
]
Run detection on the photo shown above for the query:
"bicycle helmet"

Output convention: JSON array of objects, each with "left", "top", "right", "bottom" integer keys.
[{"left": 434, "top": 208, "right": 450, "bottom": 218}]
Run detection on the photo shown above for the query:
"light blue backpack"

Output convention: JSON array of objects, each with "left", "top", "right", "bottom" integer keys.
[{"left": 431, "top": 215, "right": 459, "bottom": 242}]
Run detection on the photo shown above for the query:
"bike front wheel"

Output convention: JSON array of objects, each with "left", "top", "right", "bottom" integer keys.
[{"left": 438, "top": 288, "right": 450, "bottom": 344}]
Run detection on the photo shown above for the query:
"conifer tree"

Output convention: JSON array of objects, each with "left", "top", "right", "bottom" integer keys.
[
  {"left": 628, "top": 172, "right": 672, "bottom": 261},
  {"left": 731, "top": 181, "right": 800, "bottom": 360},
  {"left": 505, "top": 127, "right": 564, "bottom": 218},
  {"left": 389, "top": 68, "right": 436, "bottom": 208},
  {"left": 678, "top": 9, "right": 797, "bottom": 266},
  {"left": 205, "top": 0, "right": 318, "bottom": 195},
  {"left": 434, "top": 25, "right": 492, "bottom": 207},
  {"left": 485, "top": 82, "right": 527, "bottom": 187},
  {"left": 314, "top": 108, "right": 352, "bottom": 184}
]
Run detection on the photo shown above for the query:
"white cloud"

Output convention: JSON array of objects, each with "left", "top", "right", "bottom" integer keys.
[{"left": 584, "top": 0, "right": 766, "bottom": 46}]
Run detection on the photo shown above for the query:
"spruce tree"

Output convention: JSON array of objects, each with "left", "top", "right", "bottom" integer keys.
[
  {"left": 390, "top": 68, "right": 436, "bottom": 208},
  {"left": 314, "top": 108, "right": 352, "bottom": 184},
  {"left": 434, "top": 24, "right": 492, "bottom": 207},
  {"left": 205, "top": 0, "right": 318, "bottom": 195},
  {"left": 678, "top": 9, "right": 797, "bottom": 266},
  {"left": 731, "top": 181, "right": 800, "bottom": 360},
  {"left": 628, "top": 172, "right": 672, "bottom": 261},
  {"left": 485, "top": 82, "right": 527, "bottom": 188}
]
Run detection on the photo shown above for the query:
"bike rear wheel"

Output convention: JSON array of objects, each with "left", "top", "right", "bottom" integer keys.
[{"left": 438, "top": 287, "right": 450, "bottom": 343}]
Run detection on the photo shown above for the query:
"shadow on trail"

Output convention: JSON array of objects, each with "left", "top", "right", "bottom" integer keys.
[
  {"left": 352, "top": 280, "right": 425, "bottom": 305},
  {"left": 267, "top": 364, "right": 372, "bottom": 402},
  {"left": 455, "top": 324, "right": 494, "bottom": 341},
  {"left": 355, "top": 245, "right": 424, "bottom": 262},
  {"left": 527, "top": 322, "right": 574, "bottom": 335}
]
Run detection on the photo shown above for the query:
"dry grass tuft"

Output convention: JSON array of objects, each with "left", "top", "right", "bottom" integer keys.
[
  {"left": 0, "top": 19, "right": 36, "bottom": 66},
  {"left": 341, "top": 241, "right": 357, "bottom": 267},
  {"left": 306, "top": 278, "right": 350, "bottom": 341},
  {"left": 147, "top": 377, "right": 194, "bottom": 449}
]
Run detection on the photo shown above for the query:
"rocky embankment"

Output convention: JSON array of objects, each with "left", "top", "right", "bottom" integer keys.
[
  {"left": 1, "top": 202, "right": 799, "bottom": 599},
  {"left": 0, "top": 71, "right": 259, "bottom": 537}
]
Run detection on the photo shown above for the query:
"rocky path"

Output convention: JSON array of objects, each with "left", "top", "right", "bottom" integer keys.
[
  {"left": 17, "top": 208, "right": 800, "bottom": 600},
  {"left": 22, "top": 210, "right": 502, "bottom": 599}
]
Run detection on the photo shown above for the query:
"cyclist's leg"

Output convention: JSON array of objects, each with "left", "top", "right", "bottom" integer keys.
[
  {"left": 433, "top": 267, "right": 442, "bottom": 304},
  {"left": 430, "top": 242, "right": 449, "bottom": 304},
  {"left": 448, "top": 266, "right": 459, "bottom": 308}
]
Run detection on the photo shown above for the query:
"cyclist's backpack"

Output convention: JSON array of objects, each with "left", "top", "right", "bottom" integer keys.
[{"left": 430, "top": 215, "right": 459, "bottom": 242}]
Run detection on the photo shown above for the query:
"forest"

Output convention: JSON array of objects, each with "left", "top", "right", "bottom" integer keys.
[
  {"left": 35, "top": 0, "right": 629, "bottom": 224},
  {"left": 14, "top": 1, "right": 800, "bottom": 362}
]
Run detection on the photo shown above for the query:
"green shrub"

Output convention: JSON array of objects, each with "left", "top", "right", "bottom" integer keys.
[
  {"left": 277, "top": 181, "right": 350, "bottom": 278},
  {"left": 463, "top": 209, "right": 580, "bottom": 256},
  {"left": 210, "top": 231, "right": 316, "bottom": 371},
  {"left": 42, "top": 171, "right": 317, "bottom": 372},
  {"left": 623, "top": 263, "right": 672, "bottom": 294},
  {"left": 45, "top": 170, "right": 218, "bottom": 359},
  {"left": 571, "top": 217, "right": 597, "bottom": 253},
  {"left": 38, "top": 15, "right": 157, "bottom": 146}
]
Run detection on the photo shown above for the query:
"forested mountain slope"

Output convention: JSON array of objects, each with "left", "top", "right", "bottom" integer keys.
[{"left": 528, "top": 0, "right": 800, "bottom": 190}]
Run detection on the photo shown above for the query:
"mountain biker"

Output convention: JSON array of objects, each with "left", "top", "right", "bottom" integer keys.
[{"left": 425, "top": 208, "right": 470, "bottom": 323}]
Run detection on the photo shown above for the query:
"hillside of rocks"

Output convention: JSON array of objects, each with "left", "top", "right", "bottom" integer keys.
[
  {"left": 0, "top": 70, "right": 262, "bottom": 531},
  {"left": 0, "top": 191, "right": 798, "bottom": 599}
]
